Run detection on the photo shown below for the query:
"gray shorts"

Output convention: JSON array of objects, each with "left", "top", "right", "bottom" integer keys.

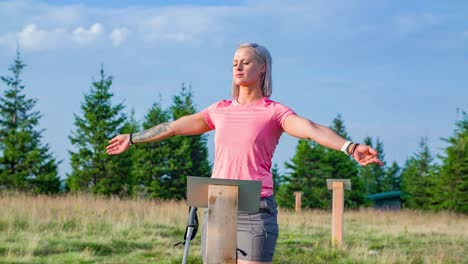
[{"left": 201, "top": 195, "right": 279, "bottom": 262}]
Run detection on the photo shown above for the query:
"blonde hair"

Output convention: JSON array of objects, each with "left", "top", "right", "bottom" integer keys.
[{"left": 232, "top": 43, "right": 273, "bottom": 98}]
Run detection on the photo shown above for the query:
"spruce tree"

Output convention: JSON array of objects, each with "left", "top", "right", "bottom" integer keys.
[
  {"left": 67, "top": 67, "right": 132, "bottom": 196},
  {"left": 435, "top": 111, "right": 467, "bottom": 213},
  {"left": 359, "top": 137, "right": 386, "bottom": 194},
  {"left": 384, "top": 161, "right": 402, "bottom": 191},
  {"left": 271, "top": 163, "right": 282, "bottom": 195},
  {"left": 164, "top": 84, "right": 211, "bottom": 199},
  {"left": 276, "top": 139, "right": 330, "bottom": 209},
  {"left": 0, "top": 51, "right": 60, "bottom": 193},
  {"left": 327, "top": 114, "right": 365, "bottom": 208},
  {"left": 132, "top": 100, "right": 172, "bottom": 198},
  {"left": 401, "top": 137, "right": 437, "bottom": 209}
]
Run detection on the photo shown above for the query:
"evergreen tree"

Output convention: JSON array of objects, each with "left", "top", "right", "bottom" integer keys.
[
  {"left": 359, "top": 137, "right": 386, "bottom": 194},
  {"left": 67, "top": 67, "right": 132, "bottom": 196},
  {"left": 0, "top": 51, "right": 60, "bottom": 193},
  {"left": 271, "top": 163, "right": 282, "bottom": 195},
  {"left": 401, "top": 137, "right": 437, "bottom": 209},
  {"left": 327, "top": 115, "right": 365, "bottom": 208},
  {"left": 434, "top": 111, "right": 468, "bottom": 213},
  {"left": 277, "top": 114, "right": 365, "bottom": 209},
  {"left": 383, "top": 161, "right": 402, "bottom": 191},
  {"left": 132, "top": 100, "right": 172, "bottom": 198},
  {"left": 373, "top": 138, "right": 387, "bottom": 192},
  {"left": 163, "top": 84, "right": 211, "bottom": 199},
  {"left": 276, "top": 139, "right": 330, "bottom": 209}
]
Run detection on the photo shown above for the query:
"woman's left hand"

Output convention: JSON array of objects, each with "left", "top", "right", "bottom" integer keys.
[{"left": 353, "top": 144, "right": 384, "bottom": 166}]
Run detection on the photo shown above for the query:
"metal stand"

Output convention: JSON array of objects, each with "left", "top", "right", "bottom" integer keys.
[{"left": 182, "top": 207, "right": 198, "bottom": 264}]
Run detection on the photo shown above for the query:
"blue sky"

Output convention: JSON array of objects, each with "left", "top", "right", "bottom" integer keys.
[{"left": 1, "top": 0, "right": 467, "bottom": 179}]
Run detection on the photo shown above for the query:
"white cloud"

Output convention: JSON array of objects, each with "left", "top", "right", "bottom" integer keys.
[
  {"left": 109, "top": 27, "right": 129, "bottom": 47},
  {"left": 72, "top": 23, "right": 104, "bottom": 45},
  {"left": 0, "top": 24, "right": 66, "bottom": 51}
]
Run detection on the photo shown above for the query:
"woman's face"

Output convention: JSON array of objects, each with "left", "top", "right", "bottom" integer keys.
[{"left": 233, "top": 47, "right": 265, "bottom": 87}]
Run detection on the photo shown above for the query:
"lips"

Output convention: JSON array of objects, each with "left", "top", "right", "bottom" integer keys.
[{"left": 235, "top": 74, "right": 244, "bottom": 77}]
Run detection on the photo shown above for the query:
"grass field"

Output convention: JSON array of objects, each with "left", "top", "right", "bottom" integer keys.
[{"left": 0, "top": 194, "right": 466, "bottom": 263}]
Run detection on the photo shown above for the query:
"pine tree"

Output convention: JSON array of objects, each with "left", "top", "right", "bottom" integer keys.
[
  {"left": 434, "top": 110, "right": 468, "bottom": 213},
  {"left": 277, "top": 114, "right": 365, "bottom": 209},
  {"left": 401, "top": 137, "right": 437, "bottom": 209},
  {"left": 67, "top": 67, "right": 132, "bottom": 196},
  {"left": 359, "top": 137, "right": 386, "bottom": 194},
  {"left": 132, "top": 100, "right": 172, "bottom": 198},
  {"left": 327, "top": 115, "right": 365, "bottom": 208},
  {"left": 163, "top": 84, "right": 211, "bottom": 199},
  {"left": 271, "top": 163, "right": 282, "bottom": 195},
  {"left": 276, "top": 139, "right": 330, "bottom": 209},
  {"left": 0, "top": 51, "right": 60, "bottom": 193},
  {"left": 383, "top": 161, "right": 402, "bottom": 191}
]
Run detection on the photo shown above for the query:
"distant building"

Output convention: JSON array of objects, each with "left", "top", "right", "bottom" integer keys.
[{"left": 366, "top": 191, "right": 404, "bottom": 210}]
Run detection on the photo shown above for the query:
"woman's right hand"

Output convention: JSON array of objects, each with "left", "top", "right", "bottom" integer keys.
[{"left": 106, "top": 134, "right": 131, "bottom": 155}]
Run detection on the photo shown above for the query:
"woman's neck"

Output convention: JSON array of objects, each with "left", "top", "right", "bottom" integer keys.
[{"left": 237, "top": 85, "right": 263, "bottom": 105}]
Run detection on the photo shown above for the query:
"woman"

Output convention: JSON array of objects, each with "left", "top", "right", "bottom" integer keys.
[{"left": 106, "top": 43, "right": 383, "bottom": 264}]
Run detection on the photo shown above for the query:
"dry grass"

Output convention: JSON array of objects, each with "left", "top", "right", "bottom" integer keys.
[{"left": 1, "top": 194, "right": 467, "bottom": 263}]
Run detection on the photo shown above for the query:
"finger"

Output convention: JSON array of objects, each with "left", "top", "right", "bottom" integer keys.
[
  {"left": 108, "top": 137, "right": 119, "bottom": 144},
  {"left": 108, "top": 145, "right": 122, "bottom": 153},
  {"left": 368, "top": 147, "right": 379, "bottom": 156},
  {"left": 106, "top": 143, "right": 118, "bottom": 151},
  {"left": 373, "top": 157, "right": 384, "bottom": 166}
]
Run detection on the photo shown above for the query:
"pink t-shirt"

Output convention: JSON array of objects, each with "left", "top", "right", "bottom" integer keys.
[{"left": 201, "top": 96, "right": 295, "bottom": 197}]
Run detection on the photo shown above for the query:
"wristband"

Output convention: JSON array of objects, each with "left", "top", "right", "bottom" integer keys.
[
  {"left": 129, "top": 133, "right": 134, "bottom": 146},
  {"left": 351, "top": 143, "right": 360, "bottom": 156},
  {"left": 341, "top": 141, "right": 352, "bottom": 156}
]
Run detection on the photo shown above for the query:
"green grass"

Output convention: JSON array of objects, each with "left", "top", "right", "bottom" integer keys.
[{"left": 0, "top": 194, "right": 466, "bottom": 263}]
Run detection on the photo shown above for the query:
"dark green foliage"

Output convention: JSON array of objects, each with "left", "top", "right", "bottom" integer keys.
[
  {"left": 360, "top": 137, "right": 387, "bottom": 194},
  {"left": 277, "top": 114, "right": 364, "bottom": 209},
  {"left": 132, "top": 100, "right": 172, "bottom": 198},
  {"left": 271, "top": 163, "right": 282, "bottom": 195},
  {"left": 163, "top": 84, "right": 211, "bottom": 199},
  {"left": 383, "top": 161, "right": 402, "bottom": 191},
  {"left": 0, "top": 51, "right": 60, "bottom": 193},
  {"left": 277, "top": 139, "right": 330, "bottom": 209},
  {"left": 67, "top": 67, "right": 133, "bottom": 196},
  {"left": 401, "top": 137, "right": 437, "bottom": 209},
  {"left": 328, "top": 115, "right": 365, "bottom": 208},
  {"left": 132, "top": 84, "right": 211, "bottom": 200},
  {"left": 434, "top": 111, "right": 468, "bottom": 213}
]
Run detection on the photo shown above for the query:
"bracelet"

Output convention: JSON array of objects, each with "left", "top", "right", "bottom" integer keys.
[
  {"left": 129, "top": 133, "right": 134, "bottom": 146},
  {"left": 351, "top": 143, "right": 360, "bottom": 156},
  {"left": 340, "top": 141, "right": 352, "bottom": 156}
]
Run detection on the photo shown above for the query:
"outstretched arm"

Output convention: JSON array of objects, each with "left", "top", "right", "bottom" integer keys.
[
  {"left": 106, "top": 112, "right": 211, "bottom": 155},
  {"left": 282, "top": 114, "right": 383, "bottom": 166}
]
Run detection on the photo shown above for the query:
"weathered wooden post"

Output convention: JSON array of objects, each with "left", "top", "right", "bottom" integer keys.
[
  {"left": 186, "top": 177, "right": 261, "bottom": 264},
  {"left": 326, "top": 179, "right": 351, "bottom": 248},
  {"left": 205, "top": 184, "right": 238, "bottom": 264},
  {"left": 294, "top": 191, "right": 302, "bottom": 213}
]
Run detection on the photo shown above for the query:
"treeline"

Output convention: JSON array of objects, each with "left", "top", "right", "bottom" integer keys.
[
  {"left": 0, "top": 53, "right": 466, "bottom": 213},
  {"left": 274, "top": 113, "right": 467, "bottom": 213},
  {"left": 0, "top": 52, "right": 211, "bottom": 199}
]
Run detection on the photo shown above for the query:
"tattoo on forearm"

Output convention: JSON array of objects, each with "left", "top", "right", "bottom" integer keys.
[{"left": 132, "top": 122, "right": 170, "bottom": 143}]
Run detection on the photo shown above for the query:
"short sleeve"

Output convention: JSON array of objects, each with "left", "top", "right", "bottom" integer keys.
[
  {"left": 200, "top": 103, "right": 217, "bottom": 129},
  {"left": 274, "top": 103, "right": 296, "bottom": 126}
]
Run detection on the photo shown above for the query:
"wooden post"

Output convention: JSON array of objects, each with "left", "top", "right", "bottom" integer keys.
[
  {"left": 294, "top": 191, "right": 302, "bottom": 213},
  {"left": 327, "top": 179, "right": 351, "bottom": 248},
  {"left": 205, "top": 184, "right": 238, "bottom": 264}
]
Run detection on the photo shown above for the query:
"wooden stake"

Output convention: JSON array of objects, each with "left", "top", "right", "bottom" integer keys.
[
  {"left": 205, "top": 184, "right": 238, "bottom": 264},
  {"left": 294, "top": 191, "right": 302, "bottom": 213},
  {"left": 331, "top": 181, "right": 344, "bottom": 247}
]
